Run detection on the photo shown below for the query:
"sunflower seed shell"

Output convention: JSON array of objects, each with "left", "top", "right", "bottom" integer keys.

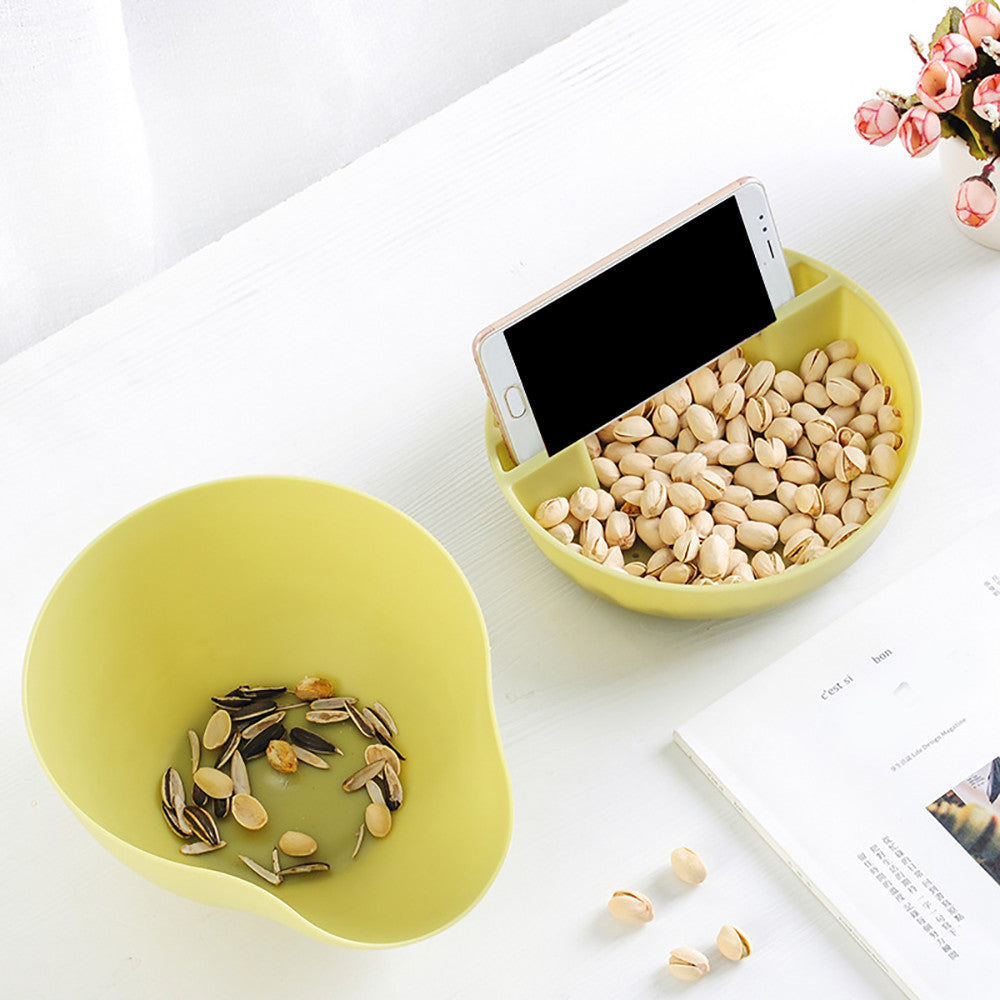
[
  {"left": 239, "top": 854, "right": 282, "bottom": 885},
  {"left": 343, "top": 758, "right": 385, "bottom": 792}
]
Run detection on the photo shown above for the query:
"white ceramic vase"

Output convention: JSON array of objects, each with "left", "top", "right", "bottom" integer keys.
[{"left": 939, "top": 137, "right": 1000, "bottom": 250}]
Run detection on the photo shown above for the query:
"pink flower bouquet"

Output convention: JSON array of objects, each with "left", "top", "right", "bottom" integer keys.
[{"left": 855, "top": 2, "right": 1000, "bottom": 228}]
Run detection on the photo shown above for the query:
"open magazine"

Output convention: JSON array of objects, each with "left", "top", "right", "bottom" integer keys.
[{"left": 674, "top": 517, "right": 1000, "bottom": 1000}]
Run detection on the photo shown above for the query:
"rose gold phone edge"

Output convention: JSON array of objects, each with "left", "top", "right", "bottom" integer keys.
[{"left": 473, "top": 177, "right": 793, "bottom": 465}]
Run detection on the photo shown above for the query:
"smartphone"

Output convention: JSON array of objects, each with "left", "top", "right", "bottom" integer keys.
[{"left": 473, "top": 177, "right": 796, "bottom": 464}]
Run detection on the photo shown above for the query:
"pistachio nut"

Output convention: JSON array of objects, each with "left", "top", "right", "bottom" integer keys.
[
  {"left": 534, "top": 497, "right": 569, "bottom": 529},
  {"left": 672, "top": 451, "right": 709, "bottom": 483},
  {"left": 825, "top": 337, "right": 858, "bottom": 362},
  {"left": 639, "top": 480, "right": 668, "bottom": 518},
  {"left": 613, "top": 415, "right": 654, "bottom": 442},
  {"left": 634, "top": 515, "right": 666, "bottom": 551},
  {"left": 692, "top": 470, "right": 726, "bottom": 503},
  {"left": 850, "top": 473, "right": 889, "bottom": 501},
  {"left": 764, "top": 415, "right": 804, "bottom": 448},
  {"left": 840, "top": 497, "right": 869, "bottom": 525},
  {"left": 686, "top": 403, "right": 720, "bottom": 443},
  {"left": 778, "top": 512, "right": 814, "bottom": 544},
  {"left": 799, "top": 347, "right": 829, "bottom": 382},
  {"left": 690, "top": 509, "right": 715, "bottom": 538},
  {"left": 670, "top": 846, "right": 708, "bottom": 884},
  {"left": 794, "top": 483, "right": 824, "bottom": 518},
  {"left": 717, "top": 441, "right": 753, "bottom": 467},
  {"left": 548, "top": 523, "right": 575, "bottom": 545},
  {"left": 624, "top": 561, "right": 647, "bottom": 577},
  {"left": 712, "top": 500, "right": 748, "bottom": 527},
  {"left": 803, "top": 380, "right": 831, "bottom": 409},
  {"left": 651, "top": 403, "right": 681, "bottom": 439},
  {"left": 815, "top": 512, "right": 843, "bottom": 542},
  {"left": 698, "top": 533, "right": 730, "bottom": 579},
  {"left": 779, "top": 455, "right": 820, "bottom": 486},
  {"left": 830, "top": 521, "right": 864, "bottom": 548},
  {"left": 792, "top": 436, "right": 816, "bottom": 459},
  {"left": 603, "top": 440, "right": 634, "bottom": 464},
  {"left": 866, "top": 486, "right": 890, "bottom": 515},
  {"left": 736, "top": 520, "right": 779, "bottom": 552},
  {"left": 852, "top": 360, "right": 882, "bottom": 391},
  {"left": 592, "top": 456, "right": 620, "bottom": 488},
  {"left": 805, "top": 415, "right": 837, "bottom": 446},
  {"left": 753, "top": 436, "right": 787, "bottom": 470},
  {"left": 672, "top": 528, "right": 701, "bottom": 564},
  {"left": 660, "top": 560, "right": 697, "bottom": 584},
  {"left": 668, "top": 947, "right": 710, "bottom": 982},
  {"left": 773, "top": 368, "right": 805, "bottom": 402},
  {"left": 667, "top": 481, "right": 707, "bottom": 516},
  {"left": 744, "top": 499, "right": 787, "bottom": 526},
  {"left": 860, "top": 383, "right": 892, "bottom": 415},
  {"left": 604, "top": 510, "right": 635, "bottom": 549},
  {"left": 784, "top": 527, "right": 824, "bottom": 563},
  {"left": 712, "top": 381, "right": 745, "bottom": 420},
  {"left": 869, "top": 442, "right": 900, "bottom": 482},
  {"left": 619, "top": 450, "right": 654, "bottom": 477},
  {"left": 744, "top": 396, "right": 773, "bottom": 434},
  {"left": 743, "top": 359, "right": 776, "bottom": 398},
  {"left": 725, "top": 413, "right": 752, "bottom": 446},
  {"left": 820, "top": 478, "right": 849, "bottom": 515},
  {"left": 825, "top": 357, "right": 857, "bottom": 380},
  {"left": 764, "top": 387, "right": 791, "bottom": 419},
  {"left": 637, "top": 434, "right": 675, "bottom": 458},
  {"left": 733, "top": 462, "right": 779, "bottom": 496},
  {"left": 569, "top": 485, "right": 599, "bottom": 521},
  {"left": 775, "top": 480, "right": 799, "bottom": 513},
  {"left": 825, "top": 375, "right": 862, "bottom": 407},
  {"left": 601, "top": 545, "right": 626, "bottom": 571},
  {"left": 720, "top": 357, "right": 750, "bottom": 385},
  {"left": 686, "top": 366, "right": 719, "bottom": 406},
  {"left": 607, "top": 889, "right": 654, "bottom": 923},
  {"left": 661, "top": 381, "right": 692, "bottom": 414},
  {"left": 717, "top": 924, "right": 752, "bottom": 961},
  {"left": 834, "top": 445, "right": 866, "bottom": 484},
  {"left": 816, "top": 440, "right": 842, "bottom": 480},
  {"left": 722, "top": 484, "right": 754, "bottom": 508},
  {"left": 848, "top": 412, "right": 877, "bottom": 439},
  {"left": 646, "top": 547, "right": 676, "bottom": 578},
  {"left": 594, "top": 489, "right": 616, "bottom": 521},
  {"left": 619, "top": 489, "right": 644, "bottom": 517},
  {"left": 751, "top": 549, "right": 785, "bottom": 578},
  {"left": 658, "top": 506, "right": 690, "bottom": 545}
]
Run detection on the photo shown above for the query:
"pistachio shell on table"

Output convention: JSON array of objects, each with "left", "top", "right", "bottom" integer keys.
[
  {"left": 667, "top": 947, "right": 710, "bottom": 981},
  {"left": 607, "top": 890, "right": 654, "bottom": 923}
]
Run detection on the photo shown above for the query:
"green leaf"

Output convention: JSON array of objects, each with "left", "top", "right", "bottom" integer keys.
[
  {"left": 931, "top": 6, "right": 964, "bottom": 43},
  {"left": 945, "top": 84, "right": 999, "bottom": 160}
]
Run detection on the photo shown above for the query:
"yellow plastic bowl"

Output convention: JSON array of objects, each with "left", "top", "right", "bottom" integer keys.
[
  {"left": 487, "top": 251, "right": 921, "bottom": 618},
  {"left": 23, "top": 477, "right": 512, "bottom": 946}
]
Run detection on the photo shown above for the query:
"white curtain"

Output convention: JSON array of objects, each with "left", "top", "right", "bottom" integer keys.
[{"left": 0, "top": 0, "right": 621, "bottom": 364}]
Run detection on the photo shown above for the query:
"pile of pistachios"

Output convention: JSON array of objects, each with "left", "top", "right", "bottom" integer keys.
[
  {"left": 534, "top": 339, "right": 903, "bottom": 584},
  {"left": 608, "top": 846, "right": 751, "bottom": 982}
]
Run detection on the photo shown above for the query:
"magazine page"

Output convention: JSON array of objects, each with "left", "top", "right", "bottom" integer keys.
[{"left": 674, "top": 520, "right": 1000, "bottom": 1000}]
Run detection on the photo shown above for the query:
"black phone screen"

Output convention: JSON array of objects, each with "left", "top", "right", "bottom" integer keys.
[{"left": 503, "top": 196, "right": 776, "bottom": 455}]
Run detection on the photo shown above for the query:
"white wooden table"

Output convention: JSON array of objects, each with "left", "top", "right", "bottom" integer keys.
[{"left": 4, "top": 2, "right": 997, "bottom": 996}]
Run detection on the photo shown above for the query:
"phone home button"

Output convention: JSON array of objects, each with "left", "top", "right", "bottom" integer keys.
[{"left": 503, "top": 385, "right": 527, "bottom": 418}]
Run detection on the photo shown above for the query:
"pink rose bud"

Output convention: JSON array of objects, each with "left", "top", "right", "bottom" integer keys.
[
  {"left": 960, "top": 1, "right": 1000, "bottom": 46},
  {"left": 917, "top": 59, "right": 963, "bottom": 112},
  {"left": 973, "top": 73, "right": 1000, "bottom": 119},
  {"left": 898, "top": 105, "right": 941, "bottom": 157},
  {"left": 928, "top": 32, "right": 978, "bottom": 77},
  {"left": 955, "top": 174, "right": 998, "bottom": 227},
  {"left": 854, "top": 98, "right": 900, "bottom": 146}
]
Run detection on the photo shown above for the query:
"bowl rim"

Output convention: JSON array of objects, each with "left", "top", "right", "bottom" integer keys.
[{"left": 21, "top": 473, "right": 514, "bottom": 947}]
